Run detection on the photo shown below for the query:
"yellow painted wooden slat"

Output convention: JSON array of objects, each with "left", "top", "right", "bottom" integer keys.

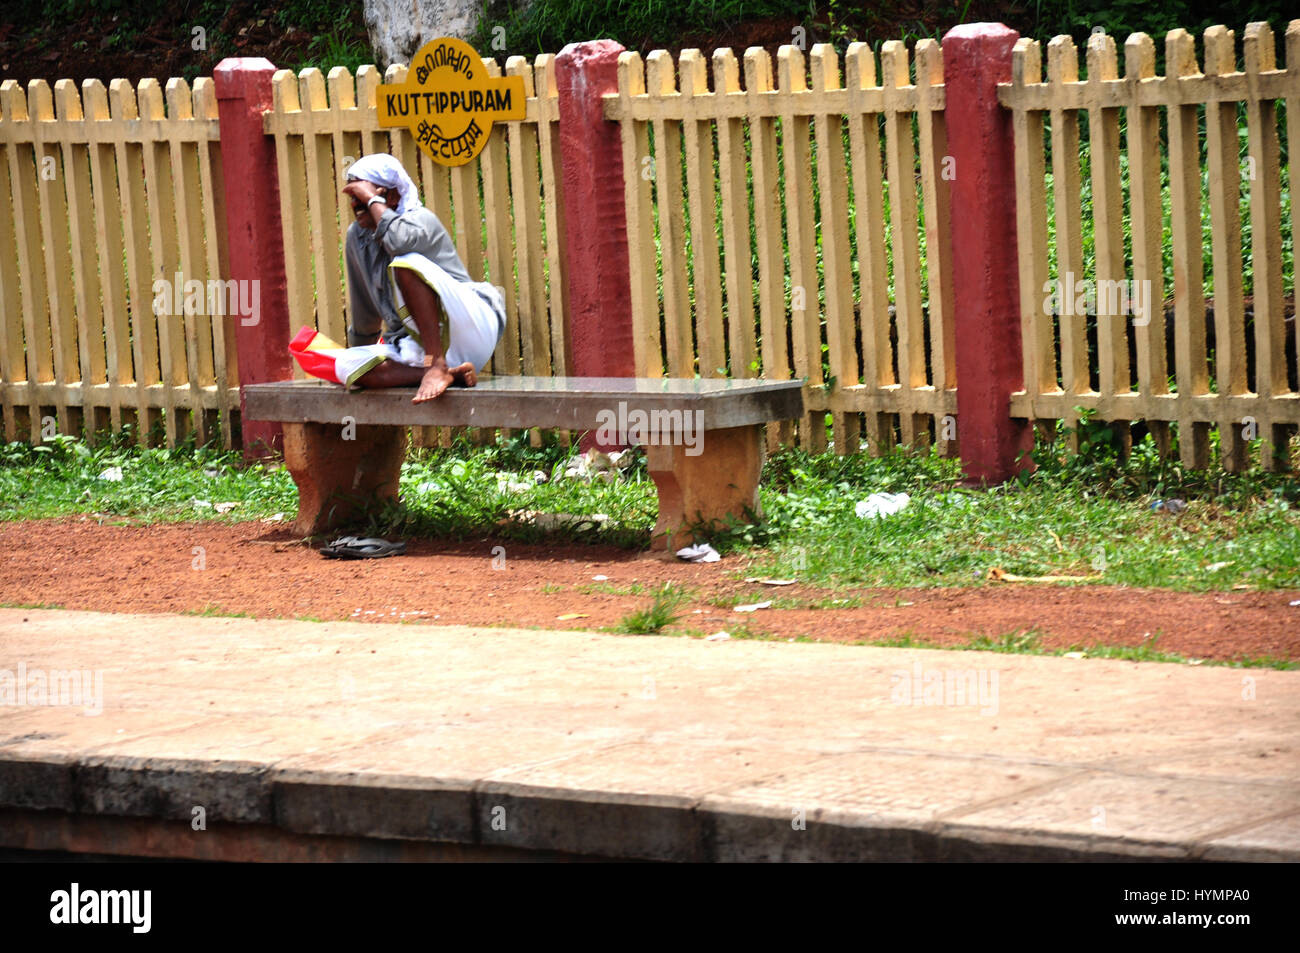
[
  {"left": 1203, "top": 26, "right": 1248, "bottom": 470},
  {"left": 1243, "top": 21, "right": 1288, "bottom": 469},
  {"left": 647, "top": 50, "right": 691, "bottom": 377},
  {"left": 616, "top": 51, "right": 661, "bottom": 378},
  {"left": 915, "top": 39, "right": 955, "bottom": 431},
  {"left": 744, "top": 49, "right": 787, "bottom": 386},
  {"left": 1165, "top": 29, "right": 1210, "bottom": 468},
  {"left": 83, "top": 79, "right": 129, "bottom": 435},
  {"left": 139, "top": 79, "right": 186, "bottom": 445},
  {"left": 481, "top": 61, "right": 518, "bottom": 375},
  {"left": 811, "top": 44, "right": 856, "bottom": 453},
  {"left": 193, "top": 77, "right": 236, "bottom": 447},
  {"left": 109, "top": 79, "right": 157, "bottom": 443},
  {"left": 1010, "top": 40, "right": 1055, "bottom": 407},
  {"left": 54, "top": 80, "right": 107, "bottom": 437},
  {"left": 450, "top": 159, "right": 483, "bottom": 279},
  {"left": 679, "top": 49, "right": 725, "bottom": 379},
  {"left": 777, "top": 46, "right": 825, "bottom": 450},
  {"left": 271, "top": 70, "right": 314, "bottom": 369},
  {"left": 535, "top": 56, "right": 569, "bottom": 376},
  {"left": 165, "top": 78, "right": 211, "bottom": 445},
  {"left": 299, "top": 69, "right": 346, "bottom": 346},
  {"left": 712, "top": 49, "right": 756, "bottom": 381},
  {"left": 1086, "top": 34, "right": 1129, "bottom": 416},
  {"left": 845, "top": 43, "right": 893, "bottom": 454},
  {"left": 0, "top": 91, "right": 23, "bottom": 440},
  {"left": 1047, "top": 37, "right": 1088, "bottom": 452},
  {"left": 1123, "top": 33, "right": 1171, "bottom": 456},
  {"left": 507, "top": 56, "right": 549, "bottom": 377},
  {"left": 30, "top": 81, "right": 79, "bottom": 436},
  {"left": 881, "top": 42, "right": 925, "bottom": 446},
  {"left": 4, "top": 82, "right": 52, "bottom": 443}
]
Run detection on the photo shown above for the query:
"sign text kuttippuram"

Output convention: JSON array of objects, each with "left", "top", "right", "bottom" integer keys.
[{"left": 376, "top": 37, "right": 525, "bottom": 167}]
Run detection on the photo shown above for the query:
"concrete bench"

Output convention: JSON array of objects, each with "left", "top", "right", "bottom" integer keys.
[{"left": 243, "top": 376, "right": 804, "bottom": 549}]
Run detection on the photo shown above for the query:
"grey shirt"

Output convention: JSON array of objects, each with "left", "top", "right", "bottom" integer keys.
[{"left": 344, "top": 206, "right": 474, "bottom": 347}]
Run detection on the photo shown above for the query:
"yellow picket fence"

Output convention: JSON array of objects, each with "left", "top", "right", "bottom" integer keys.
[
  {"left": 262, "top": 56, "right": 569, "bottom": 386},
  {"left": 1002, "top": 22, "right": 1299, "bottom": 470},
  {"left": 604, "top": 41, "right": 955, "bottom": 454},
  {"left": 0, "top": 76, "right": 235, "bottom": 447}
]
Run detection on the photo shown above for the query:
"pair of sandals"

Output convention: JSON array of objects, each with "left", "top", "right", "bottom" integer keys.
[{"left": 320, "top": 536, "right": 407, "bottom": 559}]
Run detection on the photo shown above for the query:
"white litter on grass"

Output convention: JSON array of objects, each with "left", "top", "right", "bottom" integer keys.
[
  {"left": 934, "top": 493, "right": 976, "bottom": 510},
  {"left": 416, "top": 481, "right": 438, "bottom": 494},
  {"left": 97, "top": 466, "right": 123, "bottom": 482},
  {"left": 705, "top": 631, "right": 731, "bottom": 641},
  {"left": 213, "top": 502, "right": 240, "bottom": 514},
  {"left": 676, "top": 543, "right": 721, "bottom": 563},
  {"left": 192, "top": 499, "right": 212, "bottom": 509},
  {"left": 494, "top": 472, "right": 535, "bottom": 494},
  {"left": 1205, "top": 561, "right": 1233, "bottom": 572},
  {"left": 262, "top": 512, "right": 285, "bottom": 523},
  {"left": 855, "top": 492, "right": 910, "bottom": 519},
  {"left": 734, "top": 600, "right": 772, "bottom": 613}
]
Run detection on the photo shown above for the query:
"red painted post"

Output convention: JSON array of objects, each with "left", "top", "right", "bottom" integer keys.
[
  {"left": 214, "top": 57, "right": 293, "bottom": 458},
  {"left": 942, "top": 24, "right": 1034, "bottom": 483},
  {"left": 555, "top": 41, "right": 635, "bottom": 452}
]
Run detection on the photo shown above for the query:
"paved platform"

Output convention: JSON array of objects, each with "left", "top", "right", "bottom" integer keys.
[{"left": 0, "top": 608, "right": 1296, "bottom": 862}]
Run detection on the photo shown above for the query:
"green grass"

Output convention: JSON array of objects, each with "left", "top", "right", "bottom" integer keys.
[
  {"left": 4, "top": 425, "right": 1297, "bottom": 593},
  {"left": 617, "top": 583, "right": 690, "bottom": 633},
  {"left": 861, "top": 627, "right": 1297, "bottom": 670}
]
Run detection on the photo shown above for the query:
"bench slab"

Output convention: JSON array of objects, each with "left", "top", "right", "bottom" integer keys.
[
  {"left": 244, "top": 376, "right": 803, "bottom": 430},
  {"left": 244, "top": 376, "right": 804, "bottom": 548}
]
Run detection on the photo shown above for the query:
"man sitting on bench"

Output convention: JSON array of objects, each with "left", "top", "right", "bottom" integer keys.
[{"left": 295, "top": 153, "right": 505, "bottom": 402}]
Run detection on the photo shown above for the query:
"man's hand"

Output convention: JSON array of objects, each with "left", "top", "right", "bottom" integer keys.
[{"left": 342, "top": 180, "right": 380, "bottom": 203}]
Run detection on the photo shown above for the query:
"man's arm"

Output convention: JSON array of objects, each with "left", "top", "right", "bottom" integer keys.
[{"left": 344, "top": 226, "right": 383, "bottom": 347}]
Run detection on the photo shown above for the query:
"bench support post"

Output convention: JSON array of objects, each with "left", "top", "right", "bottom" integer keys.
[
  {"left": 645, "top": 425, "right": 764, "bottom": 551},
  {"left": 283, "top": 422, "right": 407, "bottom": 536}
]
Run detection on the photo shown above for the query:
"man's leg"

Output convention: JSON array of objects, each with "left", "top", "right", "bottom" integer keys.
[{"left": 353, "top": 266, "right": 477, "bottom": 400}]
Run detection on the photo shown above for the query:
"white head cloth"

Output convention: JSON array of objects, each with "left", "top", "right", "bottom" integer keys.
[{"left": 345, "top": 154, "right": 423, "bottom": 216}]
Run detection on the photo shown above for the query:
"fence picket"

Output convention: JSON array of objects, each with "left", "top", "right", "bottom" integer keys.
[
  {"left": 84, "top": 79, "right": 130, "bottom": 436},
  {"left": 712, "top": 49, "right": 756, "bottom": 381},
  {"left": 1204, "top": 26, "right": 1249, "bottom": 471},
  {"left": 54, "top": 80, "right": 107, "bottom": 437},
  {"left": 845, "top": 43, "right": 894, "bottom": 454},
  {"left": 812, "top": 44, "right": 857, "bottom": 453},
  {"left": 1243, "top": 21, "right": 1289, "bottom": 469}
]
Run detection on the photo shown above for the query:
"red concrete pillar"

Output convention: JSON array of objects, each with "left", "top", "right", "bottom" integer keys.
[
  {"left": 214, "top": 57, "right": 293, "bottom": 458},
  {"left": 555, "top": 40, "right": 635, "bottom": 388},
  {"left": 942, "top": 24, "right": 1034, "bottom": 483}
]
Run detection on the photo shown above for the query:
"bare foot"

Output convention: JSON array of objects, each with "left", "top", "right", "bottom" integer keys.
[
  {"left": 449, "top": 362, "right": 477, "bottom": 388},
  {"left": 413, "top": 364, "right": 455, "bottom": 402}
]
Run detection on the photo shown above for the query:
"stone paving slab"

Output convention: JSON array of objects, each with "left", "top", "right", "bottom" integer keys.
[{"left": 0, "top": 608, "right": 1296, "bottom": 861}]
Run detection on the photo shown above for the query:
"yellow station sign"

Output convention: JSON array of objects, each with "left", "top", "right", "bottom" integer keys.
[{"left": 376, "top": 37, "right": 525, "bottom": 167}]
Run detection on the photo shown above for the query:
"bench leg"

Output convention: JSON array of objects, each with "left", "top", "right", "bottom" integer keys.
[
  {"left": 282, "top": 422, "right": 407, "bottom": 537},
  {"left": 645, "top": 424, "right": 764, "bottom": 551}
]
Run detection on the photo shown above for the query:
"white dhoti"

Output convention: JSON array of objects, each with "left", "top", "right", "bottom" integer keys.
[{"left": 293, "top": 254, "right": 506, "bottom": 388}]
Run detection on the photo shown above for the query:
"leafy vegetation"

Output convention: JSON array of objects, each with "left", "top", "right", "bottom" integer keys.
[
  {"left": 616, "top": 582, "right": 691, "bottom": 633},
  {"left": 4, "top": 426, "right": 1296, "bottom": 594}
]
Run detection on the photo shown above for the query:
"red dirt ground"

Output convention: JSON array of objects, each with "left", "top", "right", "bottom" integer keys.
[{"left": 1, "top": 517, "right": 1296, "bottom": 663}]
